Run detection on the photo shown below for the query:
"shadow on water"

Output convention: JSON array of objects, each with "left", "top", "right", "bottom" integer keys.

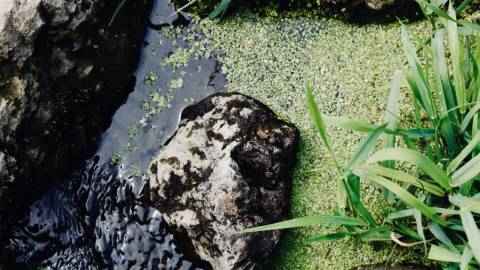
[{"left": 6, "top": 0, "right": 225, "bottom": 269}]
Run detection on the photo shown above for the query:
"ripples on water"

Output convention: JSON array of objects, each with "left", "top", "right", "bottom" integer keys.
[{"left": 8, "top": 0, "right": 225, "bottom": 268}]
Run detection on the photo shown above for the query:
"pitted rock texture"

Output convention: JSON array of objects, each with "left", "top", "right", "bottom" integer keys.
[
  {"left": 0, "top": 0, "right": 149, "bottom": 264},
  {"left": 148, "top": 93, "right": 299, "bottom": 270}
]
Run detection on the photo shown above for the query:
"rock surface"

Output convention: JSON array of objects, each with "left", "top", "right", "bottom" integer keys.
[
  {"left": 148, "top": 93, "right": 299, "bottom": 270},
  {"left": 0, "top": 0, "right": 149, "bottom": 264}
]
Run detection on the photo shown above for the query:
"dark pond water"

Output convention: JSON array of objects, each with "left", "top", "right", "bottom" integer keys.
[{"left": 7, "top": 0, "right": 225, "bottom": 269}]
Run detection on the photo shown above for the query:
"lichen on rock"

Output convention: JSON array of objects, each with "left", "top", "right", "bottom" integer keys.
[{"left": 148, "top": 93, "right": 299, "bottom": 269}]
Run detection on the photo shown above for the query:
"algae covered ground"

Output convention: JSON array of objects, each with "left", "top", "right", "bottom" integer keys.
[{"left": 191, "top": 11, "right": 431, "bottom": 269}]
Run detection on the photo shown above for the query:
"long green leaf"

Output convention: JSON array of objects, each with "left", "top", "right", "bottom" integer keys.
[
  {"left": 460, "top": 103, "right": 480, "bottom": 132},
  {"left": 345, "top": 125, "right": 386, "bottom": 171},
  {"left": 358, "top": 226, "right": 392, "bottom": 242},
  {"left": 448, "top": 132, "right": 480, "bottom": 174},
  {"left": 242, "top": 215, "right": 366, "bottom": 233},
  {"left": 428, "top": 245, "right": 462, "bottom": 262},
  {"left": 432, "top": 29, "right": 459, "bottom": 156},
  {"left": 451, "top": 153, "right": 480, "bottom": 187},
  {"left": 384, "top": 70, "right": 402, "bottom": 148},
  {"left": 367, "top": 148, "right": 451, "bottom": 190},
  {"left": 323, "top": 116, "right": 378, "bottom": 133},
  {"left": 450, "top": 194, "right": 480, "bottom": 214},
  {"left": 461, "top": 246, "right": 473, "bottom": 270},
  {"left": 208, "top": 0, "right": 232, "bottom": 19},
  {"left": 402, "top": 26, "right": 436, "bottom": 119},
  {"left": 344, "top": 174, "right": 377, "bottom": 226},
  {"left": 429, "top": 223, "right": 457, "bottom": 252},
  {"left": 387, "top": 209, "right": 416, "bottom": 220},
  {"left": 460, "top": 210, "right": 480, "bottom": 264},
  {"left": 306, "top": 83, "right": 346, "bottom": 208},
  {"left": 365, "top": 174, "right": 446, "bottom": 226},
  {"left": 307, "top": 232, "right": 351, "bottom": 242},
  {"left": 357, "top": 165, "right": 445, "bottom": 196},
  {"left": 446, "top": 2, "right": 467, "bottom": 113},
  {"left": 417, "top": 0, "right": 456, "bottom": 21}
]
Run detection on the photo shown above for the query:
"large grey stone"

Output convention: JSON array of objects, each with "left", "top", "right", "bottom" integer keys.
[{"left": 149, "top": 93, "right": 299, "bottom": 270}]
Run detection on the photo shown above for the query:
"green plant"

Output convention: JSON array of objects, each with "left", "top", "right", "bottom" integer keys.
[{"left": 244, "top": 1, "right": 480, "bottom": 269}]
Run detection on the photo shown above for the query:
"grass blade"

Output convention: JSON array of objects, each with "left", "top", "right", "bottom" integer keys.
[
  {"left": 402, "top": 25, "right": 436, "bottom": 119},
  {"left": 461, "top": 246, "right": 473, "bottom": 270},
  {"left": 460, "top": 210, "right": 480, "bottom": 264},
  {"left": 242, "top": 215, "right": 366, "bottom": 233},
  {"left": 357, "top": 164, "right": 445, "bottom": 196},
  {"left": 428, "top": 245, "right": 462, "bottom": 262},
  {"left": 365, "top": 174, "right": 446, "bottom": 226},
  {"left": 432, "top": 29, "right": 459, "bottom": 156},
  {"left": 323, "top": 116, "right": 378, "bottom": 133},
  {"left": 451, "top": 153, "right": 480, "bottom": 187},
  {"left": 366, "top": 148, "right": 451, "bottom": 190},
  {"left": 307, "top": 232, "right": 351, "bottom": 242},
  {"left": 384, "top": 70, "right": 402, "bottom": 148},
  {"left": 460, "top": 103, "right": 480, "bottom": 132},
  {"left": 344, "top": 174, "right": 377, "bottom": 226},
  {"left": 387, "top": 209, "right": 416, "bottom": 220},
  {"left": 208, "top": 0, "right": 232, "bottom": 19},
  {"left": 358, "top": 227, "right": 392, "bottom": 242},
  {"left": 306, "top": 83, "right": 346, "bottom": 209},
  {"left": 345, "top": 125, "right": 386, "bottom": 171},
  {"left": 448, "top": 132, "right": 480, "bottom": 174},
  {"left": 450, "top": 194, "right": 480, "bottom": 214},
  {"left": 429, "top": 223, "right": 457, "bottom": 252},
  {"left": 446, "top": 2, "right": 467, "bottom": 113}
]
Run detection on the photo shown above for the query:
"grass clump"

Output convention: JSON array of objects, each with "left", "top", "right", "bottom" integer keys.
[{"left": 244, "top": 1, "right": 480, "bottom": 269}]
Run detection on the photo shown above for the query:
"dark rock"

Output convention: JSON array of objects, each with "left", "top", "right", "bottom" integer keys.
[
  {"left": 148, "top": 93, "right": 299, "bottom": 270},
  {"left": 0, "top": 0, "right": 150, "bottom": 264}
]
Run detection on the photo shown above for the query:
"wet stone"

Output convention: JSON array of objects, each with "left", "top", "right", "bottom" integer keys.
[{"left": 149, "top": 93, "right": 299, "bottom": 270}]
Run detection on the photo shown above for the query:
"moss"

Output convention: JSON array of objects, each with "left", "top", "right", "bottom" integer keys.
[{"left": 193, "top": 11, "right": 433, "bottom": 269}]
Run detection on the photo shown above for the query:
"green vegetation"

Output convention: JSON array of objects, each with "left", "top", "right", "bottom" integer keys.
[{"left": 244, "top": 1, "right": 480, "bottom": 269}]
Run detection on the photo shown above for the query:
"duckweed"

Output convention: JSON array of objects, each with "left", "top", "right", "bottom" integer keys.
[{"left": 195, "top": 12, "right": 432, "bottom": 269}]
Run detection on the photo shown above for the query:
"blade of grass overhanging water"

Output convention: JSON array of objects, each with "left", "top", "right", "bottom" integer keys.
[
  {"left": 208, "top": 0, "right": 232, "bottom": 19},
  {"left": 242, "top": 215, "right": 366, "bottom": 233},
  {"left": 384, "top": 70, "right": 402, "bottom": 150},
  {"left": 344, "top": 174, "right": 377, "bottom": 226},
  {"left": 306, "top": 83, "right": 346, "bottom": 209},
  {"left": 448, "top": 132, "right": 480, "bottom": 174},
  {"left": 345, "top": 125, "right": 387, "bottom": 171},
  {"left": 428, "top": 245, "right": 462, "bottom": 262},
  {"left": 356, "top": 165, "right": 445, "bottom": 196},
  {"left": 307, "top": 232, "right": 351, "bottom": 243},
  {"left": 460, "top": 210, "right": 480, "bottom": 264},
  {"left": 366, "top": 174, "right": 446, "bottom": 226},
  {"left": 323, "top": 116, "right": 378, "bottom": 133},
  {"left": 358, "top": 227, "right": 392, "bottom": 242},
  {"left": 367, "top": 148, "right": 451, "bottom": 190}
]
